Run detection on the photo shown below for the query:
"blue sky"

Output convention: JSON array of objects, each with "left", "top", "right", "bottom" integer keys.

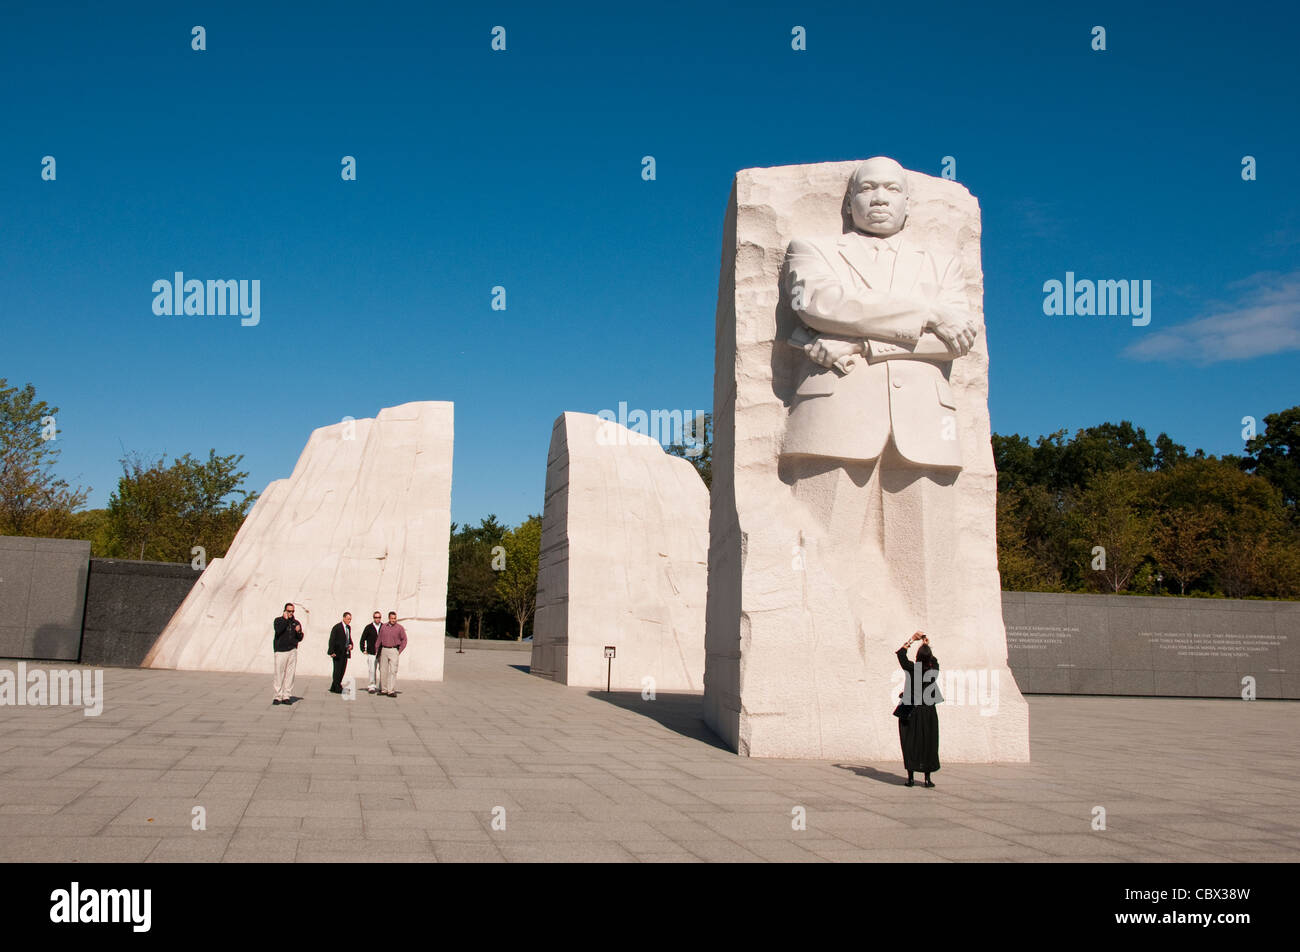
[{"left": 3, "top": 0, "right": 1297, "bottom": 528}]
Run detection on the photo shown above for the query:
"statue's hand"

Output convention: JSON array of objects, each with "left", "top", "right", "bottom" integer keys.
[
  {"left": 926, "top": 309, "right": 977, "bottom": 356},
  {"left": 805, "top": 337, "right": 863, "bottom": 370}
]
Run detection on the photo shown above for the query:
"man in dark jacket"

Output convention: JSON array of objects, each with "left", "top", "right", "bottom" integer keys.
[
  {"left": 359, "top": 611, "right": 382, "bottom": 694},
  {"left": 272, "top": 603, "right": 304, "bottom": 704},
  {"left": 328, "top": 612, "right": 353, "bottom": 694}
]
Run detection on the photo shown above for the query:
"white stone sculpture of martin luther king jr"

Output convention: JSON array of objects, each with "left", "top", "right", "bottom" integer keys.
[{"left": 781, "top": 156, "right": 979, "bottom": 469}]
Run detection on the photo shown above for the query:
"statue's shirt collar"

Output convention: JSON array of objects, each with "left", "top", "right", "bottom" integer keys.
[{"left": 843, "top": 230, "right": 904, "bottom": 254}]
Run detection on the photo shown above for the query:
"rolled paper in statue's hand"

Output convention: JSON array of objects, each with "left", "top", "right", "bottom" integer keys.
[
  {"left": 832, "top": 354, "right": 861, "bottom": 375},
  {"left": 789, "top": 324, "right": 860, "bottom": 376}
]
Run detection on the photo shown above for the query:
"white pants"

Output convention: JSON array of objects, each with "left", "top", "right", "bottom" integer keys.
[
  {"left": 273, "top": 649, "right": 297, "bottom": 700},
  {"left": 379, "top": 646, "right": 400, "bottom": 694},
  {"left": 366, "top": 653, "right": 378, "bottom": 690}
]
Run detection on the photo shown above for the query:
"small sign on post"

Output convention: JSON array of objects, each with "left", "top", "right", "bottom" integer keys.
[{"left": 604, "top": 645, "right": 616, "bottom": 692}]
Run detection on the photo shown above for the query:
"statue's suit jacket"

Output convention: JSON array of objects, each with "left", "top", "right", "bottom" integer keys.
[{"left": 781, "top": 230, "right": 972, "bottom": 469}]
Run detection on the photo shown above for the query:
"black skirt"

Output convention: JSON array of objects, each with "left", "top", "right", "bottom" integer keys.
[{"left": 898, "top": 702, "right": 940, "bottom": 773}]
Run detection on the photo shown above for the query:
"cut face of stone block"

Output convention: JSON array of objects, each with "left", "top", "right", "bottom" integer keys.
[
  {"left": 532, "top": 411, "right": 708, "bottom": 691},
  {"left": 144, "top": 401, "right": 453, "bottom": 681},
  {"left": 705, "top": 159, "right": 1030, "bottom": 761}
]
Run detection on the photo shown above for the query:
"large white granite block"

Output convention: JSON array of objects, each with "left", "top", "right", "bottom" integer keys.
[
  {"left": 532, "top": 412, "right": 708, "bottom": 691},
  {"left": 144, "top": 401, "right": 454, "bottom": 681},
  {"left": 705, "top": 159, "right": 1030, "bottom": 761}
]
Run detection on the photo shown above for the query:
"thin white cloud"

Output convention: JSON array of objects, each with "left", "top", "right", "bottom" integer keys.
[{"left": 1123, "top": 270, "right": 1300, "bottom": 364}]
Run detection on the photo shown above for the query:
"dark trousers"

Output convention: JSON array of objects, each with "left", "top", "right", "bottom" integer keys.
[{"left": 331, "top": 654, "right": 348, "bottom": 691}]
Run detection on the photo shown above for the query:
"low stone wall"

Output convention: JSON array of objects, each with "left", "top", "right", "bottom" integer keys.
[
  {"left": 0, "top": 536, "right": 90, "bottom": 661},
  {"left": 80, "top": 558, "right": 199, "bottom": 667},
  {"left": 443, "top": 637, "right": 531, "bottom": 651},
  {"left": 1003, "top": 591, "right": 1298, "bottom": 699}
]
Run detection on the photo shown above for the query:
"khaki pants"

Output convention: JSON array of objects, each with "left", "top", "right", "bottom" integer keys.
[
  {"left": 379, "top": 646, "right": 400, "bottom": 694},
  {"left": 273, "top": 648, "right": 297, "bottom": 700}
]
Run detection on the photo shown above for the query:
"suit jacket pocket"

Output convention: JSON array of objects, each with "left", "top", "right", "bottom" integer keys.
[
  {"left": 935, "top": 377, "right": 957, "bottom": 409},
  {"left": 795, "top": 369, "right": 837, "bottom": 397}
]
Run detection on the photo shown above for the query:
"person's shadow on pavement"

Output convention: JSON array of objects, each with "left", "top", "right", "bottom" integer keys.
[{"left": 833, "top": 763, "right": 909, "bottom": 786}]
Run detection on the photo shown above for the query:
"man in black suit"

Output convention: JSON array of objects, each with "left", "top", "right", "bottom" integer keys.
[
  {"left": 359, "top": 611, "right": 382, "bottom": 694},
  {"left": 328, "top": 612, "right": 353, "bottom": 694}
]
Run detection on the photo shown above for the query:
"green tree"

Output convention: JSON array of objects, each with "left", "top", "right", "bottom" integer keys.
[
  {"left": 665, "top": 411, "right": 711, "bottom": 490},
  {"left": 1068, "top": 469, "right": 1154, "bottom": 593},
  {"left": 991, "top": 432, "right": 1039, "bottom": 494},
  {"left": 70, "top": 508, "right": 114, "bottom": 556},
  {"left": 1136, "top": 456, "right": 1294, "bottom": 598},
  {"left": 995, "top": 487, "right": 1060, "bottom": 590},
  {"left": 0, "top": 379, "right": 89, "bottom": 535},
  {"left": 106, "top": 451, "right": 256, "bottom": 562},
  {"left": 1150, "top": 506, "right": 1217, "bottom": 595},
  {"left": 1154, "top": 432, "right": 1200, "bottom": 471},
  {"left": 1053, "top": 421, "right": 1155, "bottom": 491},
  {"left": 996, "top": 421, "right": 1177, "bottom": 493},
  {"left": 1261, "top": 541, "right": 1300, "bottom": 599},
  {"left": 996, "top": 414, "right": 1299, "bottom": 599},
  {"left": 1242, "top": 406, "right": 1300, "bottom": 511},
  {"left": 1209, "top": 480, "right": 1292, "bottom": 599},
  {"left": 447, "top": 516, "right": 506, "bottom": 638},
  {"left": 495, "top": 515, "right": 542, "bottom": 641}
]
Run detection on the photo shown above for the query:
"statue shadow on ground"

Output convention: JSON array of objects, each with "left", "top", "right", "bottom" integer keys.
[
  {"left": 583, "top": 690, "right": 731, "bottom": 751},
  {"left": 508, "top": 664, "right": 530, "bottom": 674},
  {"left": 833, "top": 762, "right": 909, "bottom": 786}
]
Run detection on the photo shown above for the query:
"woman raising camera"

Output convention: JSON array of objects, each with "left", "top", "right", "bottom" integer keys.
[{"left": 896, "top": 630, "right": 941, "bottom": 787}]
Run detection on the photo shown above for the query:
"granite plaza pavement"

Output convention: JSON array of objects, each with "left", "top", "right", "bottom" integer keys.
[{"left": 2, "top": 646, "right": 1297, "bottom": 863}]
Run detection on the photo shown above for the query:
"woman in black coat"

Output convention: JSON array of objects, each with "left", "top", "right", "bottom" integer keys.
[{"left": 896, "top": 630, "right": 941, "bottom": 787}]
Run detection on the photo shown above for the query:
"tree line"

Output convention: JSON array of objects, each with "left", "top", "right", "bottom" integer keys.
[
  {"left": 4, "top": 377, "right": 1296, "bottom": 607},
  {"left": 994, "top": 411, "right": 1300, "bottom": 597},
  {"left": 0, "top": 378, "right": 255, "bottom": 562},
  {"left": 446, "top": 515, "right": 543, "bottom": 641}
]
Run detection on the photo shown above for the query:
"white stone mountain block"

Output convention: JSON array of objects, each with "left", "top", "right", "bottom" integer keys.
[
  {"left": 532, "top": 411, "right": 708, "bottom": 691},
  {"left": 144, "top": 401, "right": 454, "bottom": 682}
]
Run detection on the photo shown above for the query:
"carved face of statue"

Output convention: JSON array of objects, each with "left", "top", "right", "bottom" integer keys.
[{"left": 848, "top": 158, "right": 908, "bottom": 237}]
